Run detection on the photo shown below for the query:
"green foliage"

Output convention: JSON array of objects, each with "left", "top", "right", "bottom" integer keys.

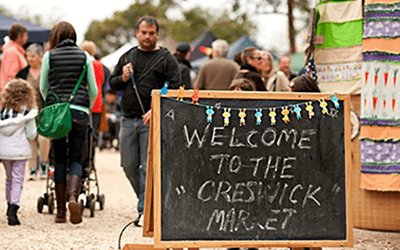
[
  {"left": 85, "top": 2, "right": 169, "bottom": 57},
  {"left": 85, "top": 2, "right": 256, "bottom": 57},
  {"left": 232, "top": 0, "right": 310, "bottom": 14},
  {"left": 0, "top": 5, "right": 10, "bottom": 15},
  {"left": 211, "top": 12, "right": 256, "bottom": 44}
]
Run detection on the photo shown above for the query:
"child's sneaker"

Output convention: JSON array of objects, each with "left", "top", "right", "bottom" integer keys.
[{"left": 29, "top": 168, "right": 37, "bottom": 180}]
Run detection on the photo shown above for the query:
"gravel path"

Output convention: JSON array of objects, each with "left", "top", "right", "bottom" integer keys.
[{"left": 1, "top": 149, "right": 399, "bottom": 250}]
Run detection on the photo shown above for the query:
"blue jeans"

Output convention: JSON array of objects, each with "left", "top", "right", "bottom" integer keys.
[
  {"left": 52, "top": 110, "right": 89, "bottom": 185},
  {"left": 119, "top": 116, "right": 149, "bottom": 214}
]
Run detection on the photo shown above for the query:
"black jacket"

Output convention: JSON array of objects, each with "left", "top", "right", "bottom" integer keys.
[
  {"left": 109, "top": 46, "right": 181, "bottom": 118},
  {"left": 47, "top": 39, "right": 89, "bottom": 107},
  {"left": 236, "top": 63, "right": 267, "bottom": 91},
  {"left": 175, "top": 56, "right": 192, "bottom": 88}
]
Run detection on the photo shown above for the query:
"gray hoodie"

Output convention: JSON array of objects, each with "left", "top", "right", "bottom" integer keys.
[{"left": 0, "top": 108, "right": 38, "bottom": 160}]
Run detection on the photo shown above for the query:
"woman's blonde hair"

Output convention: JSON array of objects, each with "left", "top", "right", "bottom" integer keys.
[
  {"left": 0, "top": 79, "right": 36, "bottom": 112},
  {"left": 80, "top": 40, "right": 97, "bottom": 56}
]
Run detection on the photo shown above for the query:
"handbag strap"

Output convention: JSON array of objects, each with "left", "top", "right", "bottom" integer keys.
[{"left": 69, "top": 64, "right": 88, "bottom": 102}]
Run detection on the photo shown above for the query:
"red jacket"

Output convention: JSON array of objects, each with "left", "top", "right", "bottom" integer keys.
[{"left": 91, "top": 59, "right": 104, "bottom": 113}]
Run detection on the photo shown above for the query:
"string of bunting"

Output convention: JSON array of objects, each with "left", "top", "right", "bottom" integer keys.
[{"left": 159, "top": 84, "right": 340, "bottom": 126}]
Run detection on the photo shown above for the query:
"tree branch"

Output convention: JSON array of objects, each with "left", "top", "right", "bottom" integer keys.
[{"left": 254, "top": 10, "right": 287, "bottom": 15}]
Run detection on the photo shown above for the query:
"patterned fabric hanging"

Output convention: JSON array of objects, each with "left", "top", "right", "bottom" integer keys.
[
  {"left": 360, "top": 0, "right": 400, "bottom": 191},
  {"left": 314, "top": 0, "right": 363, "bottom": 94}
]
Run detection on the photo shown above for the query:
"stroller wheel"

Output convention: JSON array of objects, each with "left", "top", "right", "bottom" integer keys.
[
  {"left": 79, "top": 199, "right": 85, "bottom": 215},
  {"left": 37, "top": 197, "right": 44, "bottom": 213},
  {"left": 89, "top": 199, "right": 95, "bottom": 217},
  {"left": 98, "top": 194, "right": 105, "bottom": 210},
  {"left": 48, "top": 193, "right": 55, "bottom": 214}
]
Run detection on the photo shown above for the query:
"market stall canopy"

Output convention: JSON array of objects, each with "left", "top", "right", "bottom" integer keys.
[
  {"left": 101, "top": 39, "right": 139, "bottom": 71},
  {"left": 189, "top": 30, "right": 217, "bottom": 61},
  {"left": 0, "top": 14, "right": 50, "bottom": 44},
  {"left": 227, "top": 35, "right": 264, "bottom": 59}
]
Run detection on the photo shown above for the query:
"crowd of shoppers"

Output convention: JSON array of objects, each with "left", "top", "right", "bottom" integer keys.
[{"left": 1, "top": 19, "right": 318, "bottom": 250}]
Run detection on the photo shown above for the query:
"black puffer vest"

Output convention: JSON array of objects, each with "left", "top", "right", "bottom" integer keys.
[{"left": 47, "top": 39, "right": 89, "bottom": 107}]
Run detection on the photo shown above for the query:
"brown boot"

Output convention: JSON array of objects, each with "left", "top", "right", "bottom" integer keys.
[
  {"left": 67, "top": 175, "right": 82, "bottom": 224},
  {"left": 54, "top": 184, "right": 66, "bottom": 223}
]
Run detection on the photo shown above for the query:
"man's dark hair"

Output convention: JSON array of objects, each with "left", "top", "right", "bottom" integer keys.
[
  {"left": 233, "top": 51, "right": 242, "bottom": 66},
  {"left": 135, "top": 15, "right": 159, "bottom": 32}
]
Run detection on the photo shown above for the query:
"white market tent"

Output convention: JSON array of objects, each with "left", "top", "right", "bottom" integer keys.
[{"left": 101, "top": 39, "right": 138, "bottom": 71}]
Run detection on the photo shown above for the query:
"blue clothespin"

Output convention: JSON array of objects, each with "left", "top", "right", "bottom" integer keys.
[
  {"left": 160, "top": 82, "right": 169, "bottom": 96},
  {"left": 331, "top": 94, "right": 340, "bottom": 109}
]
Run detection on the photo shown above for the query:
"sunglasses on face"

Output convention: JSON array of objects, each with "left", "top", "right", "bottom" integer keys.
[{"left": 252, "top": 56, "right": 263, "bottom": 61}]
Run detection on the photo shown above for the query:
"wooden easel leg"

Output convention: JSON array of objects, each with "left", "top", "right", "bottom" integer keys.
[
  {"left": 292, "top": 248, "right": 322, "bottom": 250},
  {"left": 168, "top": 248, "right": 199, "bottom": 250}
]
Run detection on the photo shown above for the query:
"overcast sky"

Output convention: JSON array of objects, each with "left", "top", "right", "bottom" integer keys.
[{"left": 3, "top": 0, "right": 297, "bottom": 54}]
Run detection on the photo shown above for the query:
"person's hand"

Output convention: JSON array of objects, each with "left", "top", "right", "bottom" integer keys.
[
  {"left": 142, "top": 110, "right": 151, "bottom": 126},
  {"left": 122, "top": 63, "right": 133, "bottom": 82}
]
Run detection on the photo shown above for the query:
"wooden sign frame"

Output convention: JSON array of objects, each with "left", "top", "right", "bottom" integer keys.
[{"left": 146, "top": 90, "right": 353, "bottom": 249}]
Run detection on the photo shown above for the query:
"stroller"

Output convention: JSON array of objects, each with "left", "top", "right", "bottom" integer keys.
[
  {"left": 37, "top": 121, "right": 105, "bottom": 217},
  {"left": 79, "top": 123, "right": 105, "bottom": 217}
]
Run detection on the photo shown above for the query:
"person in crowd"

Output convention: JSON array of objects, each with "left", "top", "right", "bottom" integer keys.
[
  {"left": 174, "top": 42, "right": 195, "bottom": 88},
  {"left": 80, "top": 40, "right": 107, "bottom": 134},
  {"left": 288, "top": 74, "right": 320, "bottom": 250},
  {"left": 195, "top": 39, "right": 239, "bottom": 90},
  {"left": 0, "top": 23, "right": 28, "bottom": 94},
  {"left": 233, "top": 51, "right": 242, "bottom": 66},
  {"left": 80, "top": 41, "right": 111, "bottom": 165},
  {"left": 0, "top": 79, "right": 38, "bottom": 225},
  {"left": 16, "top": 43, "right": 51, "bottom": 180},
  {"left": 109, "top": 15, "right": 181, "bottom": 227},
  {"left": 235, "top": 46, "right": 266, "bottom": 91},
  {"left": 259, "top": 50, "right": 290, "bottom": 92},
  {"left": 279, "top": 55, "right": 298, "bottom": 81},
  {"left": 229, "top": 78, "right": 256, "bottom": 91},
  {"left": 289, "top": 74, "right": 320, "bottom": 92},
  {"left": 39, "top": 21, "right": 98, "bottom": 224},
  {"left": 99, "top": 88, "right": 121, "bottom": 150},
  {"left": 227, "top": 77, "right": 258, "bottom": 250}
]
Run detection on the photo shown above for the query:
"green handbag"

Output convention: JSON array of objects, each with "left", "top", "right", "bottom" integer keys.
[{"left": 37, "top": 65, "right": 87, "bottom": 139}]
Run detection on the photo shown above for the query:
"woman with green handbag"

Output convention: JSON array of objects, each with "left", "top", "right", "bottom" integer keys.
[{"left": 39, "top": 21, "right": 98, "bottom": 225}]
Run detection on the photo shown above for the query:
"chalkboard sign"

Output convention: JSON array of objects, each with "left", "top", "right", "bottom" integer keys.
[{"left": 151, "top": 91, "right": 352, "bottom": 249}]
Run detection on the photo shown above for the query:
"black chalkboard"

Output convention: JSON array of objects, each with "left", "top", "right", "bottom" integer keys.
[{"left": 152, "top": 91, "right": 352, "bottom": 248}]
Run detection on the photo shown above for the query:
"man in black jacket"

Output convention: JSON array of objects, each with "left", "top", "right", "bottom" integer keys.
[{"left": 109, "top": 15, "right": 181, "bottom": 227}]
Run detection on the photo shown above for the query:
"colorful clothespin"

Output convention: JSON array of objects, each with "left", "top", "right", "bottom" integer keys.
[
  {"left": 305, "top": 102, "right": 315, "bottom": 119},
  {"left": 205, "top": 106, "right": 214, "bottom": 123},
  {"left": 319, "top": 98, "right": 329, "bottom": 115},
  {"left": 269, "top": 108, "right": 277, "bottom": 126},
  {"left": 222, "top": 108, "right": 231, "bottom": 127},
  {"left": 293, "top": 104, "right": 302, "bottom": 120},
  {"left": 160, "top": 82, "right": 169, "bottom": 96},
  {"left": 281, "top": 106, "right": 290, "bottom": 123},
  {"left": 238, "top": 108, "right": 246, "bottom": 126},
  {"left": 254, "top": 108, "right": 263, "bottom": 125},
  {"left": 330, "top": 94, "right": 340, "bottom": 109},
  {"left": 191, "top": 87, "right": 200, "bottom": 105},
  {"left": 176, "top": 85, "right": 185, "bottom": 101}
]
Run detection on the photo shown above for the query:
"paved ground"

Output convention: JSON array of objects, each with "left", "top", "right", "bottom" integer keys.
[{"left": 0, "top": 149, "right": 399, "bottom": 250}]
